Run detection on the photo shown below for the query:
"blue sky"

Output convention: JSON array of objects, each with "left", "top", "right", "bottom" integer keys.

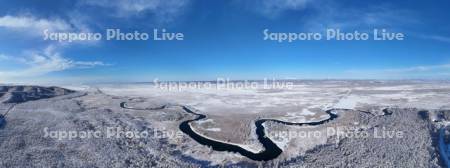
[{"left": 0, "top": 0, "right": 450, "bottom": 84}]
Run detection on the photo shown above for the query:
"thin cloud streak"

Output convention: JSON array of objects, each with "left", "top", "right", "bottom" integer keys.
[
  {"left": 80, "top": 0, "right": 190, "bottom": 23},
  {"left": 0, "top": 46, "right": 110, "bottom": 80},
  {"left": 345, "top": 64, "right": 450, "bottom": 79},
  {"left": 0, "top": 15, "right": 73, "bottom": 36}
]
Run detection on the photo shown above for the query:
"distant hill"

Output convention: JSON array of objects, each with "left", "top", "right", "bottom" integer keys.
[{"left": 0, "top": 86, "right": 75, "bottom": 104}]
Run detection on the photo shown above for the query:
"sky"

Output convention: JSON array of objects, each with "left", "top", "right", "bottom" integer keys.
[{"left": 0, "top": 0, "right": 450, "bottom": 84}]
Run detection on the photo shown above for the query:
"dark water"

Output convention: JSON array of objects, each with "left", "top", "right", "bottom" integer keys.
[
  {"left": 179, "top": 106, "right": 283, "bottom": 161},
  {"left": 0, "top": 115, "right": 5, "bottom": 128},
  {"left": 121, "top": 102, "right": 339, "bottom": 161}
]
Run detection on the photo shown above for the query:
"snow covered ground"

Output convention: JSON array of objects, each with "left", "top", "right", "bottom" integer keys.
[
  {"left": 2, "top": 81, "right": 449, "bottom": 167},
  {"left": 92, "top": 80, "right": 450, "bottom": 119},
  {"left": 85, "top": 80, "right": 450, "bottom": 161}
]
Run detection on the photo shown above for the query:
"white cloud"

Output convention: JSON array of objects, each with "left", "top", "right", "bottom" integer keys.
[
  {"left": 237, "top": 0, "right": 417, "bottom": 32},
  {"left": 0, "top": 54, "right": 9, "bottom": 60},
  {"left": 417, "top": 34, "right": 450, "bottom": 43},
  {"left": 260, "top": 0, "right": 310, "bottom": 18},
  {"left": 0, "top": 15, "right": 74, "bottom": 35},
  {"left": 237, "top": 0, "right": 310, "bottom": 19},
  {"left": 301, "top": 3, "right": 419, "bottom": 32},
  {"left": 81, "top": 0, "right": 189, "bottom": 21},
  {"left": 244, "top": 0, "right": 450, "bottom": 44},
  {"left": 0, "top": 14, "right": 107, "bottom": 84},
  {"left": 0, "top": 15, "right": 97, "bottom": 45},
  {"left": 0, "top": 46, "right": 109, "bottom": 80}
]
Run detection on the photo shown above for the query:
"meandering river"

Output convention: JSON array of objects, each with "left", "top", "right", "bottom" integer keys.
[{"left": 120, "top": 102, "right": 339, "bottom": 161}]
